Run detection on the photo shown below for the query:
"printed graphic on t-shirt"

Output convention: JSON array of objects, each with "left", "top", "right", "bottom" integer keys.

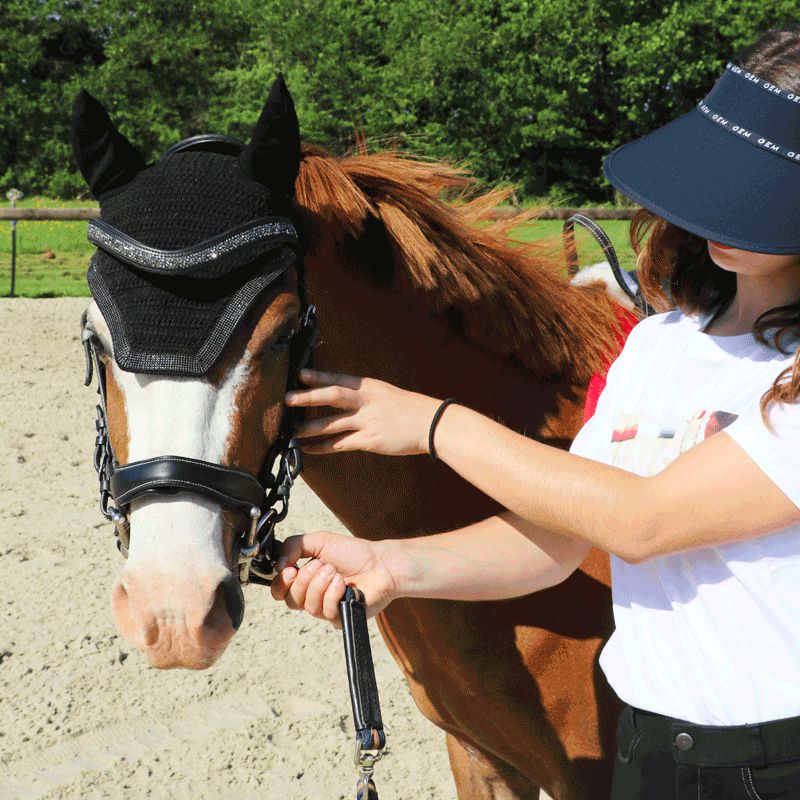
[{"left": 610, "top": 409, "right": 739, "bottom": 476}]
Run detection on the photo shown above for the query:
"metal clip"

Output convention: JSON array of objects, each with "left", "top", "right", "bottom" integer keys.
[
  {"left": 354, "top": 740, "right": 383, "bottom": 770},
  {"left": 353, "top": 740, "right": 382, "bottom": 800},
  {"left": 238, "top": 506, "right": 262, "bottom": 584},
  {"left": 239, "top": 508, "right": 282, "bottom": 585},
  {"left": 111, "top": 510, "right": 130, "bottom": 557}
]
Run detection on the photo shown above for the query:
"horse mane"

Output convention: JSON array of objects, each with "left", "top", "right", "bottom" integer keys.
[{"left": 295, "top": 144, "right": 625, "bottom": 383}]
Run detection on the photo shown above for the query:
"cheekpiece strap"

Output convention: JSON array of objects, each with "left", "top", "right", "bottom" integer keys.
[{"left": 87, "top": 216, "right": 300, "bottom": 277}]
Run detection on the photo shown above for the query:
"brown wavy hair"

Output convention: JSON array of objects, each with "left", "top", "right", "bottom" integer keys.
[{"left": 629, "top": 26, "right": 800, "bottom": 425}]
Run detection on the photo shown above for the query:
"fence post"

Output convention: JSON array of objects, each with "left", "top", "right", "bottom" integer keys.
[{"left": 6, "top": 188, "right": 23, "bottom": 297}]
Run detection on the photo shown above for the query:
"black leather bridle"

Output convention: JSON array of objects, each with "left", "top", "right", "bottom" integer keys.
[{"left": 81, "top": 219, "right": 319, "bottom": 586}]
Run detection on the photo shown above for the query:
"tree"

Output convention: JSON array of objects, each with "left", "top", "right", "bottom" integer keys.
[{"left": 3, "top": 0, "right": 799, "bottom": 201}]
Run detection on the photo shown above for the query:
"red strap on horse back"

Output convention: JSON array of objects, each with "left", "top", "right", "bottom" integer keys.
[{"left": 583, "top": 305, "right": 638, "bottom": 422}]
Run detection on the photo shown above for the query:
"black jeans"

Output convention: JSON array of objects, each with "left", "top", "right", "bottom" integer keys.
[{"left": 611, "top": 704, "right": 800, "bottom": 799}]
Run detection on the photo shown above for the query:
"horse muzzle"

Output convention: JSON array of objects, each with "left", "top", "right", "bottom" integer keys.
[{"left": 111, "top": 562, "right": 244, "bottom": 670}]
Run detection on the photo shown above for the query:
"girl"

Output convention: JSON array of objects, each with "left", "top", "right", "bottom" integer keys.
[{"left": 272, "top": 27, "right": 800, "bottom": 799}]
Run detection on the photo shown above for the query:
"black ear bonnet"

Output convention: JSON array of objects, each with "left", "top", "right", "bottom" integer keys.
[{"left": 73, "top": 78, "right": 303, "bottom": 375}]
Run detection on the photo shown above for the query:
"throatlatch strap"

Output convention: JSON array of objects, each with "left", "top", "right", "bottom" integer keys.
[{"left": 339, "top": 586, "right": 386, "bottom": 752}]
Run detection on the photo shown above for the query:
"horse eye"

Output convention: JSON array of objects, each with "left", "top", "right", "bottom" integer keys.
[
  {"left": 271, "top": 327, "right": 296, "bottom": 351},
  {"left": 91, "top": 334, "right": 108, "bottom": 355}
]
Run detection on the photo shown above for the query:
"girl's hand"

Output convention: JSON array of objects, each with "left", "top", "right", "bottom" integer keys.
[
  {"left": 270, "top": 531, "right": 403, "bottom": 627},
  {"left": 285, "top": 368, "right": 442, "bottom": 456}
]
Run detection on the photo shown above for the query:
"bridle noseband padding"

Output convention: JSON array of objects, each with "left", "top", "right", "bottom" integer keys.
[{"left": 110, "top": 457, "right": 267, "bottom": 512}]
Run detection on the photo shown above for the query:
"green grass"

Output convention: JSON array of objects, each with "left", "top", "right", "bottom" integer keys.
[
  {"left": 0, "top": 197, "right": 637, "bottom": 297},
  {"left": 0, "top": 197, "right": 95, "bottom": 297},
  {"left": 511, "top": 218, "right": 637, "bottom": 272}
]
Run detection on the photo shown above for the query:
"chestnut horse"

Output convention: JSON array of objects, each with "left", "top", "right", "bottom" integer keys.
[
  {"left": 292, "top": 147, "right": 625, "bottom": 800},
  {"left": 78, "top": 79, "right": 627, "bottom": 799}
]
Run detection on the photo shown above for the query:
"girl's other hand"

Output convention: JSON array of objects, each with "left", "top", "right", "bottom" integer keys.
[
  {"left": 285, "top": 368, "right": 442, "bottom": 457},
  {"left": 270, "top": 530, "right": 403, "bottom": 627}
]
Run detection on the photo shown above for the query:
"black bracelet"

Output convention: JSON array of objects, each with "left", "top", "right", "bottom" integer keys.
[{"left": 428, "top": 398, "right": 456, "bottom": 463}]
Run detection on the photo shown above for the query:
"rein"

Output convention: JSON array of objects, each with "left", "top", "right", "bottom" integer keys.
[{"left": 563, "top": 212, "right": 654, "bottom": 317}]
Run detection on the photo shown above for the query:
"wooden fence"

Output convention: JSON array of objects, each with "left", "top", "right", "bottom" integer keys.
[
  {"left": 0, "top": 206, "right": 636, "bottom": 222},
  {"left": 0, "top": 206, "right": 636, "bottom": 296}
]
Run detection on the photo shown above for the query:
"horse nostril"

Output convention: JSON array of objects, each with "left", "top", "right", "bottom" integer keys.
[
  {"left": 198, "top": 575, "right": 243, "bottom": 644},
  {"left": 111, "top": 574, "right": 159, "bottom": 647},
  {"left": 216, "top": 573, "right": 245, "bottom": 631}
]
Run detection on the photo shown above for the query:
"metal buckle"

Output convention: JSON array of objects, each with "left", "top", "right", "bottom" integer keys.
[
  {"left": 238, "top": 506, "right": 264, "bottom": 584},
  {"left": 354, "top": 740, "right": 383, "bottom": 770},
  {"left": 354, "top": 739, "right": 383, "bottom": 795},
  {"left": 238, "top": 506, "right": 284, "bottom": 585},
  {"left": 111, "top": 510, "right": 130, "bottom": 557}
]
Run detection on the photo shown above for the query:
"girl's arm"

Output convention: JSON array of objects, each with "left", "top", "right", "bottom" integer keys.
[
  {"left": 430, "top": 402, "right": 799, "bottom": 562},
  {"left": 286, "top": 369, "right": 800, "bottom": 563},
  {"left": 394, "top": 511, "right": 590, "bottom": 599},
  {"left": 271, "top": 510, "right": 590, "bottom": 621}
]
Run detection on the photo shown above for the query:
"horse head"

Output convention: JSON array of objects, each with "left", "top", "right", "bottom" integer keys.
[{"left": 74, "top": 76, "right": 312, "bottom": 669}]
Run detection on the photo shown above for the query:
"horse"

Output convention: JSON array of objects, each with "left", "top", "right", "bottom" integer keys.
[{"left": 74, "top": 76, "right": 629, "bottom": 799}]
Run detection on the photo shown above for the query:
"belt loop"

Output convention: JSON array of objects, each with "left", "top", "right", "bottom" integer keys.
[{"left": 746, "top": 723, "right": 766, "bottom": 768}]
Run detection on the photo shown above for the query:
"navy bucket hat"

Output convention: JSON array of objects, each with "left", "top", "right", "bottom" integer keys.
[{"left": 603, "top": 61, "right": 800, "bottom": 254}]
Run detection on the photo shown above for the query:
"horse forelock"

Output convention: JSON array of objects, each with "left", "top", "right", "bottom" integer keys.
[{"left": 295, "top": 144, "right": 625, "bottom": 383}]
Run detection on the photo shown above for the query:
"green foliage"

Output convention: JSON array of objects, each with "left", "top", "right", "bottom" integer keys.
[
  {"left": 0, "top": 0, "right": 252, "bottom": 196},
  {"left": 2, "top": 0, "right": 799, "bottom": 201}
]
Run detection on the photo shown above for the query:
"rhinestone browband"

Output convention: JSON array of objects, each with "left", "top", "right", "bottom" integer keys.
[{"left": 87, "top": 217, "right": 299, "bottom": 275}]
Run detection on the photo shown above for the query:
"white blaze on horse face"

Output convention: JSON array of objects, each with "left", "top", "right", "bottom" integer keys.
[
  {"left": 85, "top": 302, "right": 250, "bottom": 573},
  {"left": 116, "top": 360, "right": 252, "bottom": 572}
]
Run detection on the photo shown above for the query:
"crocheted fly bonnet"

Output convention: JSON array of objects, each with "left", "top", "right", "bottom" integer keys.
[{"left": 71, "top": 76, "right": 303, "bottom": 375}]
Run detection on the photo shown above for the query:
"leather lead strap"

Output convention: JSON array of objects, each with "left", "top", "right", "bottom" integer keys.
[
  {"left": 339, "top": 586, "right": 385, "bottom": 749},
  {"left": 339, "top": 585, "right": 385, "bottom": 799}
]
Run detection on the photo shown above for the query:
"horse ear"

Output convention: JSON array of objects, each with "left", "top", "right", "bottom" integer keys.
[
  {"left": 71, "top": 89, "right": 146, "bottom": 198},
  {"left": 239, "top": 73, "right": 301, "bottom": 196}
]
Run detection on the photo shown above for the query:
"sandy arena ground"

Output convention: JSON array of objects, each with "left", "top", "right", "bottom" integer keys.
[{"left": 1, "top": 299, "right": 555, "bottom": 800}]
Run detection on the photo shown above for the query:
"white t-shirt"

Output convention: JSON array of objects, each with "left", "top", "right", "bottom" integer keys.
[{"left": 569, "top": 309, "right": 800, "bottom": 725}]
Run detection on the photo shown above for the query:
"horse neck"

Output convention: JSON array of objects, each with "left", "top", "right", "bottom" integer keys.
[{"left": 299, "top": 240, "right": 588, "bottom": 540}]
